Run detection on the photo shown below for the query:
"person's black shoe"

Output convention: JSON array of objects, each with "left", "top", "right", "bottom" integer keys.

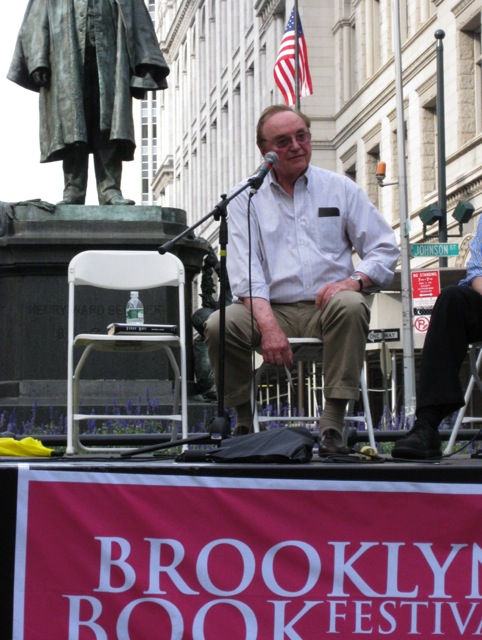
[
  {"left": 318, "top": 428, "right": 349, "bottom": 457},
  {"left": 391, "top": 420, "right": 442, "bottom": 459}
]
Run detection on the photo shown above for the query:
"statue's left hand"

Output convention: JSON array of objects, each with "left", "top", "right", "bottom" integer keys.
[{"left": 31, "top": 67, "right": 50, "bottom": 88}]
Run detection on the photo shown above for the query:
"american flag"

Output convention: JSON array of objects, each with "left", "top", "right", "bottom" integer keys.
[{"left": 273, "top": 7, "right": 313, "bottom": 106}]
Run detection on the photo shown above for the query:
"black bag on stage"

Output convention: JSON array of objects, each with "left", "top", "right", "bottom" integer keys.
[{"left": 207, "top": 427, "right": 314, "bottom": 464}]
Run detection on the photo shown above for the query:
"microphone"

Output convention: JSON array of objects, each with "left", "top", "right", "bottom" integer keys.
[{"left": 248, "top": 152, "right": 279, "bottom": 191}]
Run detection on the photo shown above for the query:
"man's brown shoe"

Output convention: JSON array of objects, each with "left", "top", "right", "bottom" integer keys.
[{"left": 318, "top": 428, "right": 349, "bottom": 457}]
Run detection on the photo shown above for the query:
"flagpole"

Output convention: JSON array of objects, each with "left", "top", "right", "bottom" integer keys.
[
  {"left": 392, "top": 0, "right": 416, "bottom": 425},
  {"left": 293, "top": 0, "right": 300, "bottom": 109}
]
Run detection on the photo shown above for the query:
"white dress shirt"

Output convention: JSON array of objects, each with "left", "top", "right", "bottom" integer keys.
[{"left": 227, "top": 164, "right": 400, "bottom": 303}]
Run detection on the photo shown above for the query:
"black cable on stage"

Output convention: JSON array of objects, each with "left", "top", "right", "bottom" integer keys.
[
  {"left": 320, "top": 452, "right": 387, "bottom": 465},
  {"left": 443, "top": 427, "right": 482, "bottom": 459}
]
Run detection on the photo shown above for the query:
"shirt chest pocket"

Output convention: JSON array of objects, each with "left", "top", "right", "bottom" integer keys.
[{"left": 317, "top": 210, "right": 343, "bottom": 247}]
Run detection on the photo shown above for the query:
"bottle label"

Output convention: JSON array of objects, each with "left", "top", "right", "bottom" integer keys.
[{"left": 126, "top": 309, "right": 144, "bottom": 322}]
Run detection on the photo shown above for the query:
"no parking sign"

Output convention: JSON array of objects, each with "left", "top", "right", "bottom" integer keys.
[{"left": 411, "top": 270, "right": 440, "bottom": 334}]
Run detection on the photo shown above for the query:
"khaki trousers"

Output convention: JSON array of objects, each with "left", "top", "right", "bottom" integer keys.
[{"left": 204, "top": 292, "right": 371, "bottom": 409}]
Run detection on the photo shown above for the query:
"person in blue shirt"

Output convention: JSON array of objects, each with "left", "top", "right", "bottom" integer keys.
[
  {"left": 392, "top": 217, "right": 482, "bottom": 459},
  {"left": 204, "top": 105, "right": 399, "bottom": 455}
]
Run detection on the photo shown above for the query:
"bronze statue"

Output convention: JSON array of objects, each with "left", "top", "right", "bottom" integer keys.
[{"left": 8, "top": 0, "right": 169, "bottom": 205}]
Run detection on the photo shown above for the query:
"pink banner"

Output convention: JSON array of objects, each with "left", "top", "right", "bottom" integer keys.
[{"left": 13, "top": 469, "right": 482, "bottom": 639}]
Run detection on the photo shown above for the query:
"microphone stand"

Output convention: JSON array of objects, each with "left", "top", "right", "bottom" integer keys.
[{"left": 123, "top": 179, "right": 264, "bottom": 457}]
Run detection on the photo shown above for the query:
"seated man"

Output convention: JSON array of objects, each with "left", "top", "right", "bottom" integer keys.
[
  {"left": 204, "top": 105, "right": 399, "bottom": 455},
  {"left": 392, "top": 215, "right": 482, "bottom": 459}
]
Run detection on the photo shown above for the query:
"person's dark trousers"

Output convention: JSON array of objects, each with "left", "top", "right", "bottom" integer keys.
[{"left": 417, "top": 285, "right": 482, "bottom": 418}]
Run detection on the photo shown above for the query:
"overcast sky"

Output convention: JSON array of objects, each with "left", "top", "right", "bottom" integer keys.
[{"left": 0, "top": 3, "right": 141, "bottom": 205}]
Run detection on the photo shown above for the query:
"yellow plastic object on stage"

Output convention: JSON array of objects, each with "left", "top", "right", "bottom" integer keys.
[{"left": 0, "top": 437, "right": 55, "bottom": 457}]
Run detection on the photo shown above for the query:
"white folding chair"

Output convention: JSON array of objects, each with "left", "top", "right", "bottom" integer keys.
[
  {"left": 252, "top": 338, "right": 377, "bottom": 451},
  {"left": 66, "top": 250, "right": 187, "bottom": 455},
  {"left": 444, "top": 342, "right": 482, "bottom": 454}
]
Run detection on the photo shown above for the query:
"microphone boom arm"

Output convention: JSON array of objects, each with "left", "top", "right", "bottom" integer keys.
[{"left": 158, "top": 181, "right": 252, "bottom": 255}]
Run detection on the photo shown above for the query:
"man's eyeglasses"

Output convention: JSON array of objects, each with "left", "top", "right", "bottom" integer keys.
[{"left": 263, "top": 130, "right": 312, "bottom": 150}]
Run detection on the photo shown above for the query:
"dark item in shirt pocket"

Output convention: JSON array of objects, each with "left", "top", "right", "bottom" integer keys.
[{"left": 318, "top": 207, "right": 340, "bottom": 217}]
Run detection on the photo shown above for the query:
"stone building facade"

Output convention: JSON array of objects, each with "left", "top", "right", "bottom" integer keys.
[
  {"left": 147, "top": 0, "right": 481, "bottom": 420},
  {"left": 151, "top": 0, "right": 481, "bottom": 265}
]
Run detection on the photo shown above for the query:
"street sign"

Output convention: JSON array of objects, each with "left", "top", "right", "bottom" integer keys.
[
  {"left": 367, "top": 329, "right": 400, "bottom": 343},
  {"left": 411, "top": 243, "right": 459, "bottom": 257},
  {"left": 412, "top": 270, "right": 441, "bottom": 334}
]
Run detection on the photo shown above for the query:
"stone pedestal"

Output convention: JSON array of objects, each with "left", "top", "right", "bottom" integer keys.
[{"left": 0, "top": 202, "right": 207, "bottom": 418}]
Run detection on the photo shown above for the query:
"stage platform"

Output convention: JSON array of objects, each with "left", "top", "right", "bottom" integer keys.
[
  {"left": 1, "top": 448, "right": 481, "bottom": 478},
  {"left": 3, "top": 450, "right": 482, "bottom": 639}
]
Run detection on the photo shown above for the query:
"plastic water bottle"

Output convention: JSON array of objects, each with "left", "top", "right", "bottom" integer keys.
[{"left": 126, "top": 291, "right": 144, "bottom": 324}]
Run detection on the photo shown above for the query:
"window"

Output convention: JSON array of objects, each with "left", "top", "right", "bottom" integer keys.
[
  {"left": 458, "top": 13, "right": 482, "bottom": 142},
  {"left": 475, "top": 24, "right": 482, "bottom": 133},
  {"left": 366, "top": 148, "right": 380, "bottom": 209},
  {"left": 366, "top": 0, "right": 381, "bottom": 77},
  {"left": 349, "top": 20, "right": 357, "bottom": 97},
  {"left": 148, "top": 0, "right": 155, "bottom": 16},
  {"left": 345, "top": 164, "right": 357, "bottom": 183},
  {"left": 421, "top": 101, "right": 436, "bottom": 197}
]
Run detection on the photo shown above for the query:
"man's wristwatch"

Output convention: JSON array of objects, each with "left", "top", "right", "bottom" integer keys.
[{"left": 350, "top": 274, "right": 363, "bottom": 291}]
